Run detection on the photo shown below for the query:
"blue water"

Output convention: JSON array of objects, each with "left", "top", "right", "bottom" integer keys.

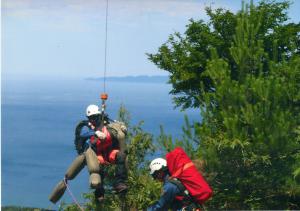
[{"left": 1, "top": 78, "right": 200, "bottom": 208}]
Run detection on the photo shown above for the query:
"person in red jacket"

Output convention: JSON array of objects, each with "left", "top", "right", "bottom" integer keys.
[
  {"left": 147, "top": 158, "right": 201, "bottom": 211},
  {"left": 148, "top": 147, "right": 212, "bottom": 211}
]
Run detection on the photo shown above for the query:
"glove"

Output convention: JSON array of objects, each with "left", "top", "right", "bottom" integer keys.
[
  {"left": 88, "top": 122, "right": 95, "bottom": 130},
  {"left": 95, "top": 130, "right": 106, "bottom": 140}
]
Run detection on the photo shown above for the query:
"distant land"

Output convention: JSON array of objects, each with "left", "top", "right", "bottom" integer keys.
[{"left": 86, "top": 75, "right": 169, "bottom": 83}]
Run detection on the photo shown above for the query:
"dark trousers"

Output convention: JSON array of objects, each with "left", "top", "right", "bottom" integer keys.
[
  {"left": 114, "top": 151, "right": 127, "bottom": 185},
  {"left": 94, "top": 151, "right": 127, "bottom": 197}
]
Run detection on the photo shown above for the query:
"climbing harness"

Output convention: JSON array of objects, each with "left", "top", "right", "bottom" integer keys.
[{"left": 63, "top": 178, "right": 85, "bottom": 211}]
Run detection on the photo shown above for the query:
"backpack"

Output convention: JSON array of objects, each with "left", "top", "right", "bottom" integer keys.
[
  {"left": 166, "top": 147, "right": 213, "bottom": 205},
  {"left": 74, "top": 120, "right": 89, "bottom": 154}
]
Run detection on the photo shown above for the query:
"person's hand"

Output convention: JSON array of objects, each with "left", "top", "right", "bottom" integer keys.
[
  {"left": 95, "top": 130, "right": 106, "bottom": 140},
  {"left": 88, "top": 122, "right": 96, "bottom": 130}
]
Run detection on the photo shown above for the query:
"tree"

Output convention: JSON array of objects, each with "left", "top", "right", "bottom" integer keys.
[
  {"left": 148, "top": 0, "right": 300, "bottom": 110},
  {"left": 150, "top": 0, "right": 300, "bottom": 209}
]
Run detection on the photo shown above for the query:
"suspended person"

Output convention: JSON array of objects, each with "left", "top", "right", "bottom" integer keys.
[
  {"left": 49, "top": 104, "right": 128, "bottom": 204},
  {"left": 79, "top": 104, "right": 128, "bottom": 200},
  {"left": 147, "top": 147, "right": 212, "bottom": 211}
]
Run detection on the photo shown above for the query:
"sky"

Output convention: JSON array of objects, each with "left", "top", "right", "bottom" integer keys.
[{"left": 1, "top": 0, "right": 300, "bottom": 80}]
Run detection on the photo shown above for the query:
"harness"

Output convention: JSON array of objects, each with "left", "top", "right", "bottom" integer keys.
[
  {"left": 74, "top": 114, "right": 121, "bottom": 165},
  {"left": 168, "top": 178, "right": 191, "bottom": 201},
  {"left": 168, "top": 178, "right": 203, "bottom": 210}
]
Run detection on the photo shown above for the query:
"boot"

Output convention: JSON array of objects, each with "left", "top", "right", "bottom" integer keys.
[
  {"left": 94, "top": 187, "right": 105, "bottom": 203},
  {"left": 95, "top": 170, "right": 105, "bottom": 202},
  {"left": 113, "top": 183, "right": 128, "bottom": 193}
]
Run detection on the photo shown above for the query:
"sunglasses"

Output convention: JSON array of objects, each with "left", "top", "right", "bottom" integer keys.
[{"left": 88, "top": 114, "right": 99, "bottom": 122}]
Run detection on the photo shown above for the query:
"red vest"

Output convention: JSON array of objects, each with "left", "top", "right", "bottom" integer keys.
[{"left": 90, "top": 126, "right": 113, "bottom": 160}]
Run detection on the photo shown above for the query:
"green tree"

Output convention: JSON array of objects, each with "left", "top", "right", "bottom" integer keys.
[
  {"left": 148, "top": 0, "right": 300, "bottom": 110},
  {"left": 150, "top": 0, "right": 300, "bottom": 209}
]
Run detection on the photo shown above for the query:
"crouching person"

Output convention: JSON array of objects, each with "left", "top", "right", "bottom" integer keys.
[
  {"left": 148, "top": 147, "right": 213, "bottom": 211},
  {"left": 147, "top": 158, "right": 185, "bottom": 210}
]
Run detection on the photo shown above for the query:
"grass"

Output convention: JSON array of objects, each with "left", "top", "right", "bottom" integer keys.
[{"left": 2, "top": 206, "right": 55, "bottom": 211}]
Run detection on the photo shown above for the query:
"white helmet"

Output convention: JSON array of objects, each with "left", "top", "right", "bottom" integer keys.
[
  {"left": 86, "top": 104, "right": 100, "bottom": 117},
  {"left": 149, "top": 158, "right": 167, "bottom": 175}
]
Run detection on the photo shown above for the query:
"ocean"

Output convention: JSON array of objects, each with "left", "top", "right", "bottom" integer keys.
[{"left": 1, "top": 78, "right": 200, "bottom": 209}]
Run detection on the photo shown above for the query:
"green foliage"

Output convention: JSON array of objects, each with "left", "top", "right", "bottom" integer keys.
[
  {"left": 119, "top": 105, "right": 161, "bottom": 210},
  {"left": 148, "top": 0, "right": 300, "bottom": 110},
  {"left": 1, "top": 207, "right": 51, "bottom": 211},
  {"left": 62, "top": 105, "right": 161, "bottom": 210},
  {"left": 157, "top": 115, "right": 199, "bottom": 159},
  {"left": 150, "top": 0, "right": 300, "bottom": 209}
]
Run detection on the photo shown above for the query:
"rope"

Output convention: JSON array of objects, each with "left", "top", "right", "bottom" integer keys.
[
  {"left": 103, "top": 0, "right": 109, "bottom": 93},
  {"left": 63, "top": 178, "right": 85, "bottom": 211}
]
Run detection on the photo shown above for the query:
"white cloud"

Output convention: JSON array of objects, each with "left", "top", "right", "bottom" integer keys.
[
  {"left": 2, "top": 0, "right": 210, "bottom": 20},
  {"left": 2, "top": 0, "right": 240, "bottom": 35},
  {"left": 2, "top": 0, "right": 221, "bottom": 33}
]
